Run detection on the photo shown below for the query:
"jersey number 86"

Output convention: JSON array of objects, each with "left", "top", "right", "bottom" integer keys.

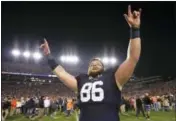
[{"left": 80, "top": 81, "right": 104, "bottom": 102}]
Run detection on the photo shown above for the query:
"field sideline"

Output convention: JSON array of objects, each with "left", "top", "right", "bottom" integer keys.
[{"left": 5, "top": 111, "right": 175, "bottom": 121}]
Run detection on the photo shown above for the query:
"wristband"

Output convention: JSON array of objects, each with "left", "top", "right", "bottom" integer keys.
[
  {"left": 130, "top": 27, "right": 140, "bottom": 39},
  {"left": 47, "top": 54, "right": 58, "bottom": 70}
]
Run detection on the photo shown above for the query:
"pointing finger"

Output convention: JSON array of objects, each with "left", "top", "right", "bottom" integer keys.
[
  {"left": 44, "top": 38, "right": 48, "bottom": 44},
  {"left": 124, "top": 14, "right": 130, "bottom": 26},
  {"left": 139, "top": 8, "right": 142, "bottom": 17},
  {"left": 40, "top": 44, "right": 45, "bottom": 49},
  {"left": 128, "top": 5, "right": 132, "bottom": 16}
]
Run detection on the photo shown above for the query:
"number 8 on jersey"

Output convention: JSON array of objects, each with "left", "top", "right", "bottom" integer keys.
[{"left": 80, "top": 81, "right": 104, "bottom": 102}]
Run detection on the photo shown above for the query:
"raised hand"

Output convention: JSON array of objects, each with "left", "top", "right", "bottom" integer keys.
[
  {"left": 40, "top": 38, "right": 51, "bottom": 56},
  {"left": 124, "top": 5, "right": 142, "bottom": 28}
]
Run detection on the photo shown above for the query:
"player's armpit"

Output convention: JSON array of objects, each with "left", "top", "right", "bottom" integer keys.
[{"left": 53, "top": 65, "right": 78, "bottom": 91}]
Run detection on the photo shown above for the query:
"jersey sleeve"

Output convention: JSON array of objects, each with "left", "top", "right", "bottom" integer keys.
[
  {"left": 75, "top": 74, "right": 86, "bottom": 92},
  {"left": 75, "top": 75, "right": 80, "bottom": 81},
  {"left": 75, "top": 75, "right": 81, "bottom": 91}
]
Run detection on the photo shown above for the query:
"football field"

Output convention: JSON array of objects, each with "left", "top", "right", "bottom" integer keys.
[{"left": 6, "top": 111, "right": 175, "bottom": 121}]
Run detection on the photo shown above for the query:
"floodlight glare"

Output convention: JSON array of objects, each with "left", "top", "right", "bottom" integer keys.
[
  {"left": 65, "top": 56, "right": 70, "bottom": 62},
  {"left": 60, "top": 56, "right": 66, "bottom": 62},
  {"left": 33, "top": 52, "right": 42, "bottom": 60},
  {"left": 12, "top": 49, "right": 21, "bottom": 57},
  {"left": 110, "top": 57, "right": 117, "bottom": 64},
  {"left": 70, "top": 56, "right": 79, "bottom": 63},
  {"left": 73, "top": 56, "right": 79, "bottom": 62},
  {"left": 60, "top": 55, "right": 79, "bottom": 64},
  {"left": 23, "top": 51, "right": 31, "bottom": 58},
  {"left": 102, "top": 57, "right": 109, "bottom": 64}
]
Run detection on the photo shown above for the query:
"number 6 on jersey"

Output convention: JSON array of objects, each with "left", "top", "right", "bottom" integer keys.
[{"left": 80, "top": 81, "right": 104, "bottom": 102}]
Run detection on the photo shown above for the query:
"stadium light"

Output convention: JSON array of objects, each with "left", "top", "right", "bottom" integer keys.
[
  {"left": 101, "top": 57, "right": 117, "bottom": 65},
  {"left": 72, "top": 56, "right": 79, "bottom": 63},
  {"left": 70, "top": 56, "right": 79, "bottom": 63},
  {"left": 23, "top": 51, "right": 31, "bottom": 58},
  {"left": 60, "top": 55, "right": 66, "bottom": 62},
  {"left": 12, "top": 49, "right": 21, "bottom": 57},
  {"left": 33, "top": 52, "right": 42, "bottom": 60},
  {"left": 110, "top": 57, "right": 117, "bottom": 65},
  {"left": 102, "top": 57, "right": 109, "bottom": 64},
  {"left": 60, "top": 55, "right": 79, "bottom": 64},
  {"left": 65, "top": 56, "right": 70, "bottom": 62}
]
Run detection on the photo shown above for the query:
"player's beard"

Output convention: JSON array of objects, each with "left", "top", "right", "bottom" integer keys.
[{"left": 88, "top": 68, "right": 104, "bottom": 77}]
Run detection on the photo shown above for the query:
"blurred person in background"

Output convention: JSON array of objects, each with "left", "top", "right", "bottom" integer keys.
[
  {"left": 24, "top": 97, "right": 30, "bottom": 116},
  {"left": 20, "top": 97, "right": 25, "bottom": 114},
  {"left": 50, "top": 97, "right": 58, "bottom": 119},
  {"left": 2, "top": 97, "right": 11, "bottom": 121},
  {"left": 125, "top": 97, "right": 130, "bottom": 113},
  {"left": 157, "top": 96, "right": 162, "bottom": 110},
  {"left": 130, "top": 97, "right": 136, "bottom": 112},
  {"left": 163, "top": 96, "right": 170, "bottom": 111},
  {"left": 168, "top": 94, "right": 174, "bottom": 110},
  {"left": 30, "top": 96, "right": 45, "bottom": 121},
  {"left": 10, "top": 97, "right": 17, "bottom": 116},
  {"left": 44, "top": 96, "right": 50, "bottom": 116},
  {"left": 120, "top": 96, "right": 126, "bottom": 115},
  {"left": 152, "top": 96, "right": 158, "bottom": 111},
  {"left": 63, "top": 97, "right": 67, "bottom": 113},
  {"left": 61, "top": 97, "right": 65, "bottom": 113},
  {"left": 66, "top": 98, "right": 73, "bottom": 117},
  {"left": 16, "top": 99, "right": 22, "bottom": 114},
  {"left": 143, "top": 93, "right": 152, "bottom": 120},
  {"left": 28, "top": 97, "right": 36, "bottom": 117},
  {"left": 58, "top": 96, "right": 63, "bottom": 113},
  {"left": 136, "top": 95, "right": 145, "bottom": 118}
]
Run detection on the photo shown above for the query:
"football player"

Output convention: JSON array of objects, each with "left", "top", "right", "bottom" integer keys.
[{"left": 40, "top": 5, "right": 142, "bottom": 121}]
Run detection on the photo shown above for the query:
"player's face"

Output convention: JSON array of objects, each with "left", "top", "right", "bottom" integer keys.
[{"left": 88, "top": 60, "right": 103, "bottom": 77}]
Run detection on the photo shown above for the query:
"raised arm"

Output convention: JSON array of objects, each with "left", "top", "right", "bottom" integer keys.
[
  {"left": 40, "top": 39, "right": 77, "bottom": 91},
  {"left": 115, "top": 5, "right": 142, "bottom": 90}
]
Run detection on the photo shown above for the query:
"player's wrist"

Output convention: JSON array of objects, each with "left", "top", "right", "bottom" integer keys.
[
  {"left": 130, "top": 27, "right": 140, "bottom": 39},
  {"left": 46, "top": 54, "right": 59, "bottom": 70}
]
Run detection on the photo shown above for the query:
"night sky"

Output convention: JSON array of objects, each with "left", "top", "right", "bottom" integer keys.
[{"left": 1, "top": 2, "right": 176, "bottom": 77}]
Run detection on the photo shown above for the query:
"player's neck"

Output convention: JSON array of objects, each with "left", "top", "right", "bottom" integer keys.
[{"left": 89, "top": 74, "right": 102, "bottom": 79}]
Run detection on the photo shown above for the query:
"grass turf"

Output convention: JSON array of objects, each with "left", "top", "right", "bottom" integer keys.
[{"left": 5, "top": 111, "right": 175, "bottom": 121}]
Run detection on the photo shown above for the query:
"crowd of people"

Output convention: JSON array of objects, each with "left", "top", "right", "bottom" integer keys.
[
  {"left": 120, "top": 79, "right": 175, "bottom": 120},
  {"left": 1, "top": 78, "right": 77, "bottom": 121},
  {"left": 1, "top": 75, "right": 175, "bottom": 121},
  {"left": 120, "top": 93, "right": 175, "bottom": 119},
  {"left": 123, "top": 78, "right": 175, "bottom": 97},
  {"left": 2, "top": 82, "right": 76, "bottom": 99},
  {"left": 2, "top": 94, "right": 77, "bottom": 121}
]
